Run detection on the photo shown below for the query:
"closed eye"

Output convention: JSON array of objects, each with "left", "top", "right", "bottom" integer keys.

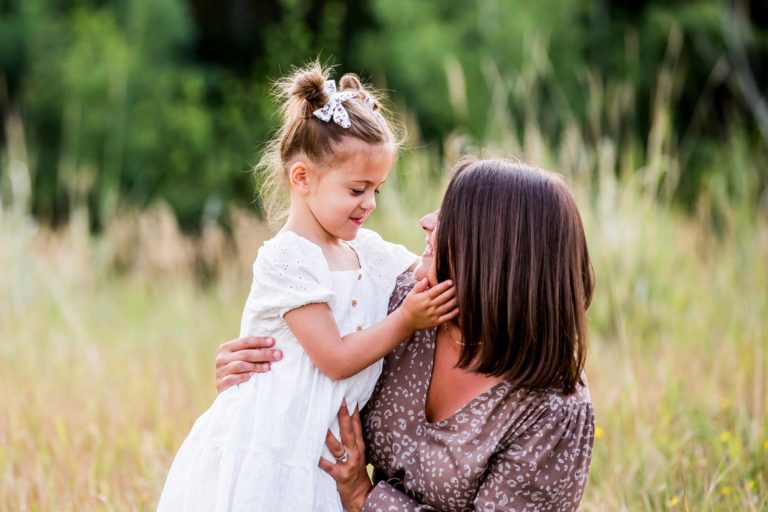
[{"left": 350, "top": 189, "right": 365, "bottom": 196}]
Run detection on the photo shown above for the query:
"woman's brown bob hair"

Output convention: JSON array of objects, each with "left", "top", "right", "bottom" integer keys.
[{"left": 435, "top": 158, "right": 594, "bottom": 395}]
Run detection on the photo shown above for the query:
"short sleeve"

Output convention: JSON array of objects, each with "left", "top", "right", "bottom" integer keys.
[
  {"left": 248, "top": 232, "right": 336, "bottom": 320},
  {"left": 352, "top": 229, "right": 417, "bottom": 286}
]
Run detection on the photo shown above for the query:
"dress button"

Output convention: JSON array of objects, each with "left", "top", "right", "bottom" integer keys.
[
  {"left": 356, "top": 326, "right": 363, "bottom": 331},
  {"left": 351, "top": 299, "right": 357, "bottom": 307},
  {"left": 357, "top": 272, "right": 362, "bottom": 280}
]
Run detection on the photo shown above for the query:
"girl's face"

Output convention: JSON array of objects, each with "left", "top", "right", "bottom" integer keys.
[
  {"left": 413, "top": 210, "right": 439, "bottom": 284},
  {"left": 306, "top": 140, "right": 395, "bottom": 241}
]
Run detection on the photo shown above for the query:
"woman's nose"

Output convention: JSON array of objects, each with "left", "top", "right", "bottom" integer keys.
[{"left": 419, "top": 210, "right": 438, "bottom": 232}]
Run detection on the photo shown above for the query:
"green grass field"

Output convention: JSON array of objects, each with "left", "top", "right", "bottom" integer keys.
[{"left": 1, "top": 158, "right": 766, "bottom": 510}]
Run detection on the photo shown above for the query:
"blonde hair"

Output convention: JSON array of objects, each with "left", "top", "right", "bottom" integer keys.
[{"left": 256, "top": 61, "right": 398, "bottom": 223}]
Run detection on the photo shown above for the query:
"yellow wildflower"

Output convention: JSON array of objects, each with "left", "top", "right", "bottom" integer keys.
[
  {"left": 594, "top": 426, "right": 605, "bottom": 439},
  {"left": 763, "top": 440, "right": 768, "bottom": 450},
  {"left": 666, "top": 495, "right": 680, "bottom": 507},
  {"left": 720, "top": 431, "right": 731, "bottom": 443},
  {"left": 747, "top": 480, "right": 756, "bottom": 491},
  {"left": 720, "top": 486, "right": 732, "bottom": 496}
]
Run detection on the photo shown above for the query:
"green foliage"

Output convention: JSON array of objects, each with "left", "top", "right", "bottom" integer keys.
[{"left": 0, "top": 0, "right": 766, "bottom": 227}]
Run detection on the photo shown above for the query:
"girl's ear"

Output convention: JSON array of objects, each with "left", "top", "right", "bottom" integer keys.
[{"left": 288, "top": 160, "right": 312, "bottom": 194}]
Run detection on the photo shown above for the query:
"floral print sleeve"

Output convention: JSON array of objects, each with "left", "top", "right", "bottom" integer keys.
[
  {"left": 361, "top": 481, "right": 436, "bottom": 511},
  {"left": 473, "top": 400, "right": 595, "bottom": 511}
]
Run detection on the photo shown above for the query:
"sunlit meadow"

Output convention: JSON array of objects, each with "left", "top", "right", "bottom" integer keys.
[{"left": 2, "top": 48, "right": 767, "bottom": 510}]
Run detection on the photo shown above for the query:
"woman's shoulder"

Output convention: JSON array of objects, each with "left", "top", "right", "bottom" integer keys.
[
  {"left": 387, "top": 272, "right": 417, "bottom": 313},
  {"left": 495, "top": 380, "right": 594, "bottom": 445},
  {"left": 512, "top": 381, "right": 593, "bottom": 415}
]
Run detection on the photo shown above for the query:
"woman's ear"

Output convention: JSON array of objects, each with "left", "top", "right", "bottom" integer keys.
[{"left": 288, "top": 160, "right": 312, "bottom": 194}]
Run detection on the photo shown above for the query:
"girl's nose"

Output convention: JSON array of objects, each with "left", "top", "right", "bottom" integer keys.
[{"left": 361, "top": 193, "right": 376, "bottom": 211}]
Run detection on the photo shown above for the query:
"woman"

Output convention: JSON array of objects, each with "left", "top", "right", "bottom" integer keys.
[{"left": 215, "top": 158, "right": 595, "bottom": 510}]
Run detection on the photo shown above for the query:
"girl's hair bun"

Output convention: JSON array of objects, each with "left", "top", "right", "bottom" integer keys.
[
  {"left": 280, "top": 63, "right": 329, "bottom": 113},
  {"left": 340, "top": 73, "right": 381, "bottom": 110},
  {"left": 339, "top": 73, "right": 364, "bottom": 92}
]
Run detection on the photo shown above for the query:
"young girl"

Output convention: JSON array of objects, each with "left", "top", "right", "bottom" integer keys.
[{"left": 157, "top": 63, "right": 457, "bottom": 511}]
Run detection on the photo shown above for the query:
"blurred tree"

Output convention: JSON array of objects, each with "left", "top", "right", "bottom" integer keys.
[{"left": 0, "top": 0, "right": 765, "bottom": 227}]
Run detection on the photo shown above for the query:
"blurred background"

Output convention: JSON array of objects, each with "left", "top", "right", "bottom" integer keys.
[{"left": 1, "top": 0, "right": 766, "bottom": 510}]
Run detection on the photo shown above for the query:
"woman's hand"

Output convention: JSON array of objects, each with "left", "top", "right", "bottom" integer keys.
[
  {"left": 215, "top": 336, "right": 283, "bottom": 393},
  {"left": 319, "top": 402, "right": 372, "bottom": 512}
]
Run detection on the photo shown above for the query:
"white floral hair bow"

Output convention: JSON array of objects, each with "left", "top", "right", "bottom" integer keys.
[{"left": 312, "top": 80, "right": 359, "bottom": 128}]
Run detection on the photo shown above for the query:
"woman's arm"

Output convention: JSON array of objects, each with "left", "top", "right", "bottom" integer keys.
[{"left": 285, "top": 279, "right": 456, "bottom": 380}]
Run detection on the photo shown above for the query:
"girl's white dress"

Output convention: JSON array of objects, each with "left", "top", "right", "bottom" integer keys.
[{"left": 158, "top": 229, "right": 416, "bottom": 512}]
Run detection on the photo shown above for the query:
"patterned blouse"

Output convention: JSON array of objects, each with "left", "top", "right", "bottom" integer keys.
[{"left": 360, "top": 274, "right": 595, "bottom": 511}]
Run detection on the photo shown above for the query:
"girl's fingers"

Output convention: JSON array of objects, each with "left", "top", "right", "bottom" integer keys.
[
  {"left": 435, "top": 297, "right": 458, "bottom": 314},
  {"left": 436, "top": 308, "right": 460, "bottom": 325},
  {"left": 337, "top": 401, "right": 356, "bottom": 450},
  {"left": 432, "top": 286, "right": 457, "bottom": 307},
  {"left": 426, "top": 280, "right": 453, "bottom": 299},
  {"left": 411, "top": 278, "right": 429, "bottom": 294}
]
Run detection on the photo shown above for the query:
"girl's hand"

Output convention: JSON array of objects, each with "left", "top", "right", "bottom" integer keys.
[
  {"left": 398, "top": 278, "right": 458, "bottom": 331},
  {"left": 215, "top": 336, "right": 283, "bottom": 393},
  {"left": 319, "top": 403, "right": 372, "bottom": 512}
]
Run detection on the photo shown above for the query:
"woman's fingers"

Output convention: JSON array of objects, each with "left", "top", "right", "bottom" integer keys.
[
  {"left": 218, "top": 336, "right": 275, "bottom": 354},
  {"left": 215, "top": 348, "right": 282, "bottom": 369},
  {"left": 337, "top": 401, "right": 357, "bottom": 451},
  {"left": 318, "top": 456, "right": 338, "bottom": 476},
  {"left": 325, "top": 429, "right": 345, "bottom": 458},
  {"left": 215, "top": 360, "right": 268, "bottom": 379},
  {"left": 215, "top": 372, "right": 254, "bottom": 393},
  {"left": 351, "top": 406, "right": 364, "bottom": 447}
]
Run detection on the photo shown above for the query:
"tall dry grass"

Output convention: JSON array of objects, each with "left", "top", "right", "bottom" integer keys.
[
  {"left": 1, "top": 163, "right": 766, "bottom": 510},
  {"left": 2, "top": 32, "right": 767, "bottom": 510}
]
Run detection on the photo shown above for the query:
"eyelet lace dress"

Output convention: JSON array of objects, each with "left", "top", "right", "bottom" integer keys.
[{"left": 158, "top": 229, "right": 416, "bottom": 512}]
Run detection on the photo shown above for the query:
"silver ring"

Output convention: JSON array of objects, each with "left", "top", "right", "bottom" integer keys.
[{"left": 336, "top": 449, "right": 350, "bottom": 464}]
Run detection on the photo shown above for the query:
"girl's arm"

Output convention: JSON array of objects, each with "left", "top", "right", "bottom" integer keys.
[{"left": 284, "top": 279, "right": 456, "bottom": 380}]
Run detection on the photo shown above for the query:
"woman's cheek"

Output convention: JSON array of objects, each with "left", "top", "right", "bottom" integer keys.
[{"left": 412, "top": 262, "right": 426, "bottom": 281}]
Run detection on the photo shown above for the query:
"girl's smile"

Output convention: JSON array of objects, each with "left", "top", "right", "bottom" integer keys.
[{"left": 286, "top": 139, "right": 395, "bottom": 245}]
